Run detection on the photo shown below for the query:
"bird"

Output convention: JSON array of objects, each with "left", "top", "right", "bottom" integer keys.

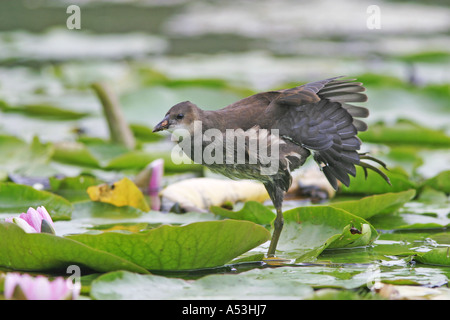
[{"left": 153, "top": 76, "right": 390, "bottom": 257}]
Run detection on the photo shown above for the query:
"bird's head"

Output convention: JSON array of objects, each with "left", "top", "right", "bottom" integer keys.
[{"left": 153, "top": 101, "right": 200, "bottom": 134}]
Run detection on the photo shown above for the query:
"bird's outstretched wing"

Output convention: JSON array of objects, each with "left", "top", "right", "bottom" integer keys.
[{"left": 271, "top": 77, "right": 389, "bottom": 189}]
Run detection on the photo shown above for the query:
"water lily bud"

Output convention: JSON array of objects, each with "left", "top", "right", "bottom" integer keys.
[
  {"left": 9, "top": 217, "right": 38, "bottom": 233},
  {"left": 4, "top": 206, "right": 55, "bottom": 233},
  {"left": 4, "top": 273, "right": 80, "bottom": 300},
  {"left": 148, "top": 159, "right": 164, "bottom": 211}
]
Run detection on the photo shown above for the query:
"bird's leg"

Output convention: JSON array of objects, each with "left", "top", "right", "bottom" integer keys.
[
  {"left": 264, "top": 183, "right": 285, "bottom": 258},
  {"left": 267, "top": 205, "right": 283, "bottom": 257}
]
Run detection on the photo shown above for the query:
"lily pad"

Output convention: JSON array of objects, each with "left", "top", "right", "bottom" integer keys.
[
  {"left": 0, "top": 182, "right": 73, "bottom": 220},
  {"left": 0, "top": 222, "right": 149, "bottom": 273},
  {"left": 87, "top": 177, "right": 150, "bottom": 212},
  {"left": 52, "top": 137, "right": 202, "bottom": 173},
  {"left": 416, "top": 248, "right": 450, "bottom": 267},
  {"left": 339, "top": 167, "right": 416, "bottom": 194},
  {"left": 359, "top": 120, "right": 450, "bottom": 147},
  {"left": 276, "top": 206, "right": 378, "bottom": 261},
  {"left": 67, "top": 220, "right": 271, "bottom": 270},
  {"left": 422, "top": 170, "right": 450, "bottom": 193},
  {"left": 0, "top": 135, "right": 54, "bottom": 176},
  {"left": 210, "top": 201, "right": 275, "bottom": 224},
  {"left": 49, "top": 175, "right": 103, "bottom": 202},
  {"left": 52, "top": 141, "right": 101, "bottom": 168},
  {"left": 72, "top": 201, "right": 144, "bottom": 220},
  {"left": 129, "top": 123, "right": 165, "bottom": 142},
  {"left": 329, "top": 190, "right": 416, "bottom": 220},
  {"left": 0, "top": 102, "right": 90, "bottom": 120},
  {"left": 90, "top": 269, "right": 313, "bottom": 300},
  {"left": 104, "top": 150, "right": 202, "bottom": 172}
]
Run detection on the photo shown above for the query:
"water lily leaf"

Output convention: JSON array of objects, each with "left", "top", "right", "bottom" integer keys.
[
  {"left": 67, "top": 220, "right": 271, "bottom": 270},
  {"left": 52, "top": 141, "right": 100, "bottom": 168},
  {"left": 234, "top": 265, "right": 375, "bottom": 290},
  {"left": 0, "top": 222, "right": 149, "bottom": 274},
  {"left": 72, "top": 201, "right": 144, "bottom": 220},
  {"left": 90, "top": 269, "right": 313, "bottom": 300},
  {"left": 52, "top": 138, "right": 200, "bottom": 173},
  {"left": 0, "top": 182, "right": 72, "bottom": 220},
  {"left": 396, "top": 51, "right": 450, "bottom": 64},
  {"left": 339, "top": 167, "right": 416, "bottom": 194},
  {"left": 330, "top": 190, "right": 416, "bottom": 219},
  {"left": 49, "top": 175, "right": 104, "bottom": 202},
  {"left": 384, "top": 146, "right": 424, "bottom": 176},
  {"left": 0, "top": 102, "right": 90, "bottom": 120},
  {"left": 78, "top": 137, "right": 130, "bottom": 167},
  {"left": 359, "top": 120, "right": 450, "bottom": 147},
  {"left": 276, "top": 206, "right": 377, "bottom": 261},
  {"left": 422, "top": 170, "right": 450, "bottom": 193},
  {"left": 0, "top": 135, "right": 54, "bottom": 175},
  {"left": 129, "top": 123, "right": 165, "bottom": 142},
  {"left": 87, "top": 177, "right": 150, "bottom": 212},
  {"left": 417, "top": 187, "right": 447, "bottom": 204},
  {"left": 415, "top": 248, "right": 450, "bottom": 267},
  {"left": 210, "top": 201, "right": 275, "bottom": 224},
  {"left": 369, "top": 200, "right": 450, "bottom": 230},
  {"left": 104, "top": 150, "right": 202, "bottom": 172}
]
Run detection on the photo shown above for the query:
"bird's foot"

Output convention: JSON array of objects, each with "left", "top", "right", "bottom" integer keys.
[{"left": 263, "top": 256, "right": 292, "bottom": 266}]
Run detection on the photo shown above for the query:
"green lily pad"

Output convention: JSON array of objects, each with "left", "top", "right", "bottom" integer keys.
[
  {"left": 276, "top": 206, "right": 377, "bottom": 262},
  {"left": 339, "top": 167, "right": 416, "bottom": 194},
  {"left": 210, "top": 201, "right": 275, "bottom": 224},
  {"left": 78, "top": 137, "right": 130, "bottom": 167},
  {"left": 416, "top": 248, "right": 450, "bottom": 267},
  {"left": 0, "top": 182, "right": 73, "bottom": 220},
  {"left": 0, "top": 222, "right": 149, "bottom": 273},
  {"left": 52, "top": 142, "right": 100, "bottom": 168},
  {"left": 330, "top": 190, "right": 416, "bottom": 219},
  {"left": 129, "top": 123, "right": 165, "bottom": 142},
  {"left": 396, "top": 51, "right": 450, "bottom": 64},
  {"left": 359, "top": 120, "right": 450, "bottom": 147},
  {"left": 422, "top": 171, "right": 450, "bottom": 193},
  {"left": 49, "top": 175, "right": 104, "bottom": 202},
  {"left": 72, "top": 201, "right": 144, "bottom": 220},
  {"left": 0, "top": 102, "right": 90, "bottom": 120},
  {"left": 0, "top": 135, "right": 54, "bottom": 176},
  {"left": 104, "top": 150, "right": 202, "bottom": 172},
  {"left": 90, "top": 270, "right": 313, "bottom": 300},
  {"left": 383, "top": 146, "right": 424, "bottom": 176},
  {"left": 52, "top": 137, "right": 202, "bottom": 173},
  {"left": 67, "top": 220, "right": 271, "bottom": 270},
  {"left": 369, "top": 197, "right": 449, "bottom": 230}
]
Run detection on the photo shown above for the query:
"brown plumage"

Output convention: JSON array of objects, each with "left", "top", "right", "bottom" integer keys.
[{"left": 153, "top": 76, "right": 390, "bottom": 257}]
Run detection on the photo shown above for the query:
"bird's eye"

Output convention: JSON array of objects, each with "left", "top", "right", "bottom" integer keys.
[{"left": 176, "top": 113, "right": 184, "bottom": 120}]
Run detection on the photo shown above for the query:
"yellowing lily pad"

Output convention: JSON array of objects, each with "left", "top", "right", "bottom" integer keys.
[{"left": 87, "top": 177, "right": 150, "bottom": 212}]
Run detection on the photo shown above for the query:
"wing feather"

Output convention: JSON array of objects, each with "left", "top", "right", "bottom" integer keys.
[{"left": 271, "top": 78, "right": 388, "bottom": 189}]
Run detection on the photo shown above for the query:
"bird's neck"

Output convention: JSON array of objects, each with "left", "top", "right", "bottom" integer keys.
[{"left": 197, "top": 109, "right": 225, "bottom": 132}]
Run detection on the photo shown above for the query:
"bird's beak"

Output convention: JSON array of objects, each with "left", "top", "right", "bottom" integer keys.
[{"left": 153, "top": 115, "right": 170, "bottom": 132}]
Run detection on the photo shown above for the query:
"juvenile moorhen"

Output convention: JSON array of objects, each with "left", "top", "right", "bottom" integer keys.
[{"left": 153, "top": 76, "right": 390, "bottom": 257}]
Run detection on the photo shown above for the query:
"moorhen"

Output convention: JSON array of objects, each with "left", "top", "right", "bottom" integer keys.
[{"left": 153, "top": 76, "right": 390, "bottom": 257}]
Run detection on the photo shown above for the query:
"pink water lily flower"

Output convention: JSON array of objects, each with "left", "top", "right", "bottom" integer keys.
[
  {"left": 4, "top": 273, "right": 80, "bottom": 300},
  {"left": 5, "top": 206, "right": 55, "bottom": 234},
  {"left": 148, "top": 159, "right": 164, "bottom": 211}
]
